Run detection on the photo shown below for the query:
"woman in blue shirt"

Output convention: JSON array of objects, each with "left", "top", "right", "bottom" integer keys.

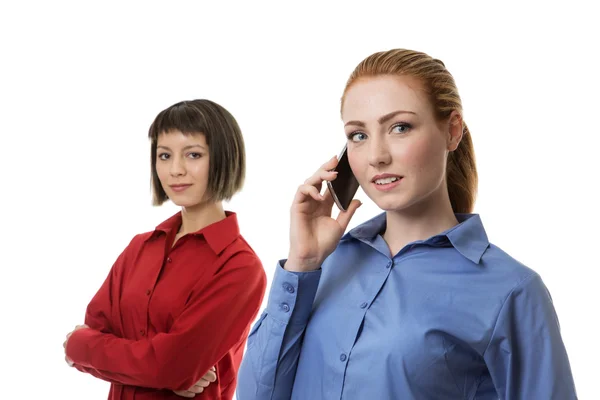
[{"left": 237, "top": 48, "right": 577, "bottom": 399}]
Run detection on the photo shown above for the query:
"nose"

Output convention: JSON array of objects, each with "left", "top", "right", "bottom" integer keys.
[
  {"left": 169, "top": 155, "right": 186, "bottom": 177},
  {"left": 367, "top": 136, "right": 392, "bottom": 167}
]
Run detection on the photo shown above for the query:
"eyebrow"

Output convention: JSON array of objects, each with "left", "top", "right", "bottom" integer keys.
[
  {"left": 157, "top": 144, "right": 207, "bottom": 151},
  {"left": 344, "top": 110, "right": 417, "bottom": 128}
]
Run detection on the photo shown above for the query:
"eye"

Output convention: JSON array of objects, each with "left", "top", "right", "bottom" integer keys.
[
  {"left": 391, "top": 122, "right": 412, "bottom": 134},
  {"left": 188, "top": 152, "right": 204, "bottom": 159},
  {"left": 158, "top": 153, "right": 170, "bottom": 160},
  {"left": 348, "top": 131, "right": 367, "bottom": 142}
]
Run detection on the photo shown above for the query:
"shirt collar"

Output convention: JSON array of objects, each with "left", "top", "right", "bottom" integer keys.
[
  {"left": 149, "top": 210, "right": 240, "bottom": 254},
  {"left": 342, "top": 212, "right": 489, "bottom": 264}
]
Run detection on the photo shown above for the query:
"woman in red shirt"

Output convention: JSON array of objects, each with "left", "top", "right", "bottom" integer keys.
[{"left": 63, "top": 99, "right": 267, "bottom": 399}]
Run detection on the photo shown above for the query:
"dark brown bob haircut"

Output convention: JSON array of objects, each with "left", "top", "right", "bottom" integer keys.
[{"left": 148, "top": 99, "right": 246, "bottom": 205}]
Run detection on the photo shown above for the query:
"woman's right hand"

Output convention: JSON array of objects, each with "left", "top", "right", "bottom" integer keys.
[{"left": 285, "top": 156, "right": 362, "bottom": 272}]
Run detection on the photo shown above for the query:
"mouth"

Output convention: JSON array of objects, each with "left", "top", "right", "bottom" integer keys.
[
  {"left": 371, "top": 174, "right": 403, "bottom": 185},
  {"left": 371, "top": 174, "right": 403, "bottom": 192},
  {"left": 169, "top": 184, "right": 192, "bottom": 193}
]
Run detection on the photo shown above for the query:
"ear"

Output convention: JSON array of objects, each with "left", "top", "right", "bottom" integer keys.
[{"left": 447, "top": 111, "right": 463, "bottom": 151}]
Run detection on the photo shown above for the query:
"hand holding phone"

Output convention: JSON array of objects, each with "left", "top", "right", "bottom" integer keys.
[{"left": 286, "top": 153, "right": 362, "bottom": 272}]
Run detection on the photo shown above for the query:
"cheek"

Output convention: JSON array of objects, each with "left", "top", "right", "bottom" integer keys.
[
  {"left": 155, "top": 163, "right": 168, "bottom": 182},
  {"left": 397, "top": 136, "right": 445, "bottom": 173},
  {"left": 190, "top": 161, "right": 210, "bottom": 182}
]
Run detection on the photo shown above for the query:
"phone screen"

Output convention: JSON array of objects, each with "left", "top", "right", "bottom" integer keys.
[{"left": 327, "top": 144, "right": 360, "bottom": 211}]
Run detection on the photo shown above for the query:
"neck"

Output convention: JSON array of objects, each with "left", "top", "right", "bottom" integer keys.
[
  {"left": 179, "top": 201, "right": 226, "bottom": 235},
  {"left": 383, "top": 184, "right": 459, "bottom": 256}
]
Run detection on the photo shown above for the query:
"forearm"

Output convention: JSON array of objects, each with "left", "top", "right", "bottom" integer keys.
[
  {"left": 73, "top": 364, "right": 136, "bottom": 386},
  {"left": 237, "top": 261, "right": 321, "bottom": 399},
  {"left": 67, "top": 259, "right": 266, "bottom": 392}
]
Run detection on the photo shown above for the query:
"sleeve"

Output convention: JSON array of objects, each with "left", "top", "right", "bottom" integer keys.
[
  {"left": 483, "top": 273, "right": 578, "bottom": 399},
  {"left": 70, "top": 240, "right": 129, "bottom": 383},
  {"left": 236, "top": 260, "right": 321, "bottom": 400},
  {"left": 66, "top": 251, "right": 267, "bottom": 391}
]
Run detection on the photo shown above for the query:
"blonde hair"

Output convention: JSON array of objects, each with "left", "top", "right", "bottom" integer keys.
[{"left": 341, "top": 49, "right": 477, "bottom": 213}]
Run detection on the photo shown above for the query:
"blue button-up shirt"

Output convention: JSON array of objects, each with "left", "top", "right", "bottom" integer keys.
[{"left": 237, "top": 213, "right": 577, "bottom": 399}]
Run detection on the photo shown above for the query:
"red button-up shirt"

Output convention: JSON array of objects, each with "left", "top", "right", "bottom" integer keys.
[{"left": 66, "top": 211, "right": 266, "bottom": 399}]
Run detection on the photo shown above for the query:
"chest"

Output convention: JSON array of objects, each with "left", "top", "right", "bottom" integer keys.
[
  {"left": 299, "top": 254, "right": 501, "bottom": 396},
  {"left": 118, "top": 236, "right": 217, "bottom": 334}
]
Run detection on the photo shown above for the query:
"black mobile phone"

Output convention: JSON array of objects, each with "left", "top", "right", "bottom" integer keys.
[{"left": 326, "top": 144, "right": 360, "bottom": 211}]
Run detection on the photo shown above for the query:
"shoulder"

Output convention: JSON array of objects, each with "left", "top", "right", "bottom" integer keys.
[
  {"left": 483, "top": 243, "right": 535, "bottom": 277},
  {"left": 219, "top": 235, "right": 266, "bottom": 277},
  {"left": 123, "top": 231, "right": 156, "bottom": 251},
  {"left": 481, "top": 242, "right": 547, "bottom": 298}
]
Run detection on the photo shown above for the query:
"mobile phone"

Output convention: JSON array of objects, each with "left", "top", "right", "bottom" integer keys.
[{"left": 326, "top": 144, "right": 360, "bottom": 211}]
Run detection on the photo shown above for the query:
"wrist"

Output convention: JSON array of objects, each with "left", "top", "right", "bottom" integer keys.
[{"left": 284, "top": 255, "right": 321, "bottom": 272}]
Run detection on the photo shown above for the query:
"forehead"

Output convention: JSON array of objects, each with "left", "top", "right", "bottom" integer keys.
[
  {"left": 156, "top": 130, "right": 208, "bottom": 147},
  {"left": 342, "top": 75, "right": 431, "bottom": 123}
]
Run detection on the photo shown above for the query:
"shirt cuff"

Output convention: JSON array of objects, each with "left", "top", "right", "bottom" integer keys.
[{"left": 266, "top": 259, "right": 321, "bottom": 325}]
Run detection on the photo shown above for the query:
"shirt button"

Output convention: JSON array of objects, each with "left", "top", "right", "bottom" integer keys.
[
  {"left": 283, "top": 283, "right": 295, "bottom": 293},
  {"left": 340, "top": 353, "right": 347, "bottom": 362},
  {"left": 360, "top": 302, "right": 368, "bottom": 309},
  {"left": 386, "top": 261, "right": 392, "bottom": 269},
  {"left": 146, "top": 289, "right": 151, "bottom": 296},
  {"left": 167, "top": 257, "right": 172, "bottom": 263},
  {"left": 281, "top": 303, "right": 290, "bottom": 312},
  {"left": 140, "top": 330, "right": 145, "bottom": 336}
]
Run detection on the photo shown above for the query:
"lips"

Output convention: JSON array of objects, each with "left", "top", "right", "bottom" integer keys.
[
  {"left": 169, "top": 184, "right": 192, "bottom": 193},
  {"left": 371, "top": 174, "right": 403, "bottom": 185},
  {"left": 371, "top": 173, "right": 403, "bottom": 192}
]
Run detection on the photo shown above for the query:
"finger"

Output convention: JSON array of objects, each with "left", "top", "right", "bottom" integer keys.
[
  {"left": 336, "top": 199, "right": 362, "bottom": 231},
  {"left": 202, "top": 370, "right": 217, "bottom": 382},
  {"left": 321, "top": 187, "right": 335, "bottom": 208},
  {"left": 210, "top": 366, "right": 216, "bottom": 372},
  {"left": 194, "top": 378, "right": 211, "bottom": 388},
  {"left": 322, "top": 155, "right": 339, "bottom": 171},
  {"left": 304, "top": 168, "right": 338, "bottom": 190},
  {"left": 293, "top": 184, "right": 325, "bottom": 205},
  {"left": 189, "top": 386, "right": 204, "bottom": 394}
]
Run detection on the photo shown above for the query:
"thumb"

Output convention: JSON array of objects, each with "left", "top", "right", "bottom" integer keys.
[{"left": 336, "top": 199, "right": 362, "bottom": 231}]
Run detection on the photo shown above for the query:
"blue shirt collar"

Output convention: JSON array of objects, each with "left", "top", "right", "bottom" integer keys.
[{"left": 342, "top": 212, "right": 490, "bottom": 264}]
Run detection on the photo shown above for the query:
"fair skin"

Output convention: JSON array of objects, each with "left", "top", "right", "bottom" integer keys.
[
  {"left": 286, "top": 74, "right": 464, "bottom": 271},
  {"left": 157, "top": 130, "right": 227, "bottom": 243},
  {"left": 64, "top": 130, "right": 222, "bottom": 397}
]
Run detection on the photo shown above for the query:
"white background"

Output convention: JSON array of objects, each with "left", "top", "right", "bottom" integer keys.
[{"left": 1, "top": 1, "right": 598, "bottom": 398}]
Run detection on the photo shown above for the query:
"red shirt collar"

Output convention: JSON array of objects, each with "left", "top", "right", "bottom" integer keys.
[{"left": 150, "top": 211, "right": 240, "bottom": 254}]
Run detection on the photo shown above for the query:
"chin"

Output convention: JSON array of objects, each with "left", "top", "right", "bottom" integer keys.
[
  {"left": 366, "top": 190, "right": 420, "bottom": 213},
  {"left": 167, "top": 195, "right": 202, "bottom": 208}
]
